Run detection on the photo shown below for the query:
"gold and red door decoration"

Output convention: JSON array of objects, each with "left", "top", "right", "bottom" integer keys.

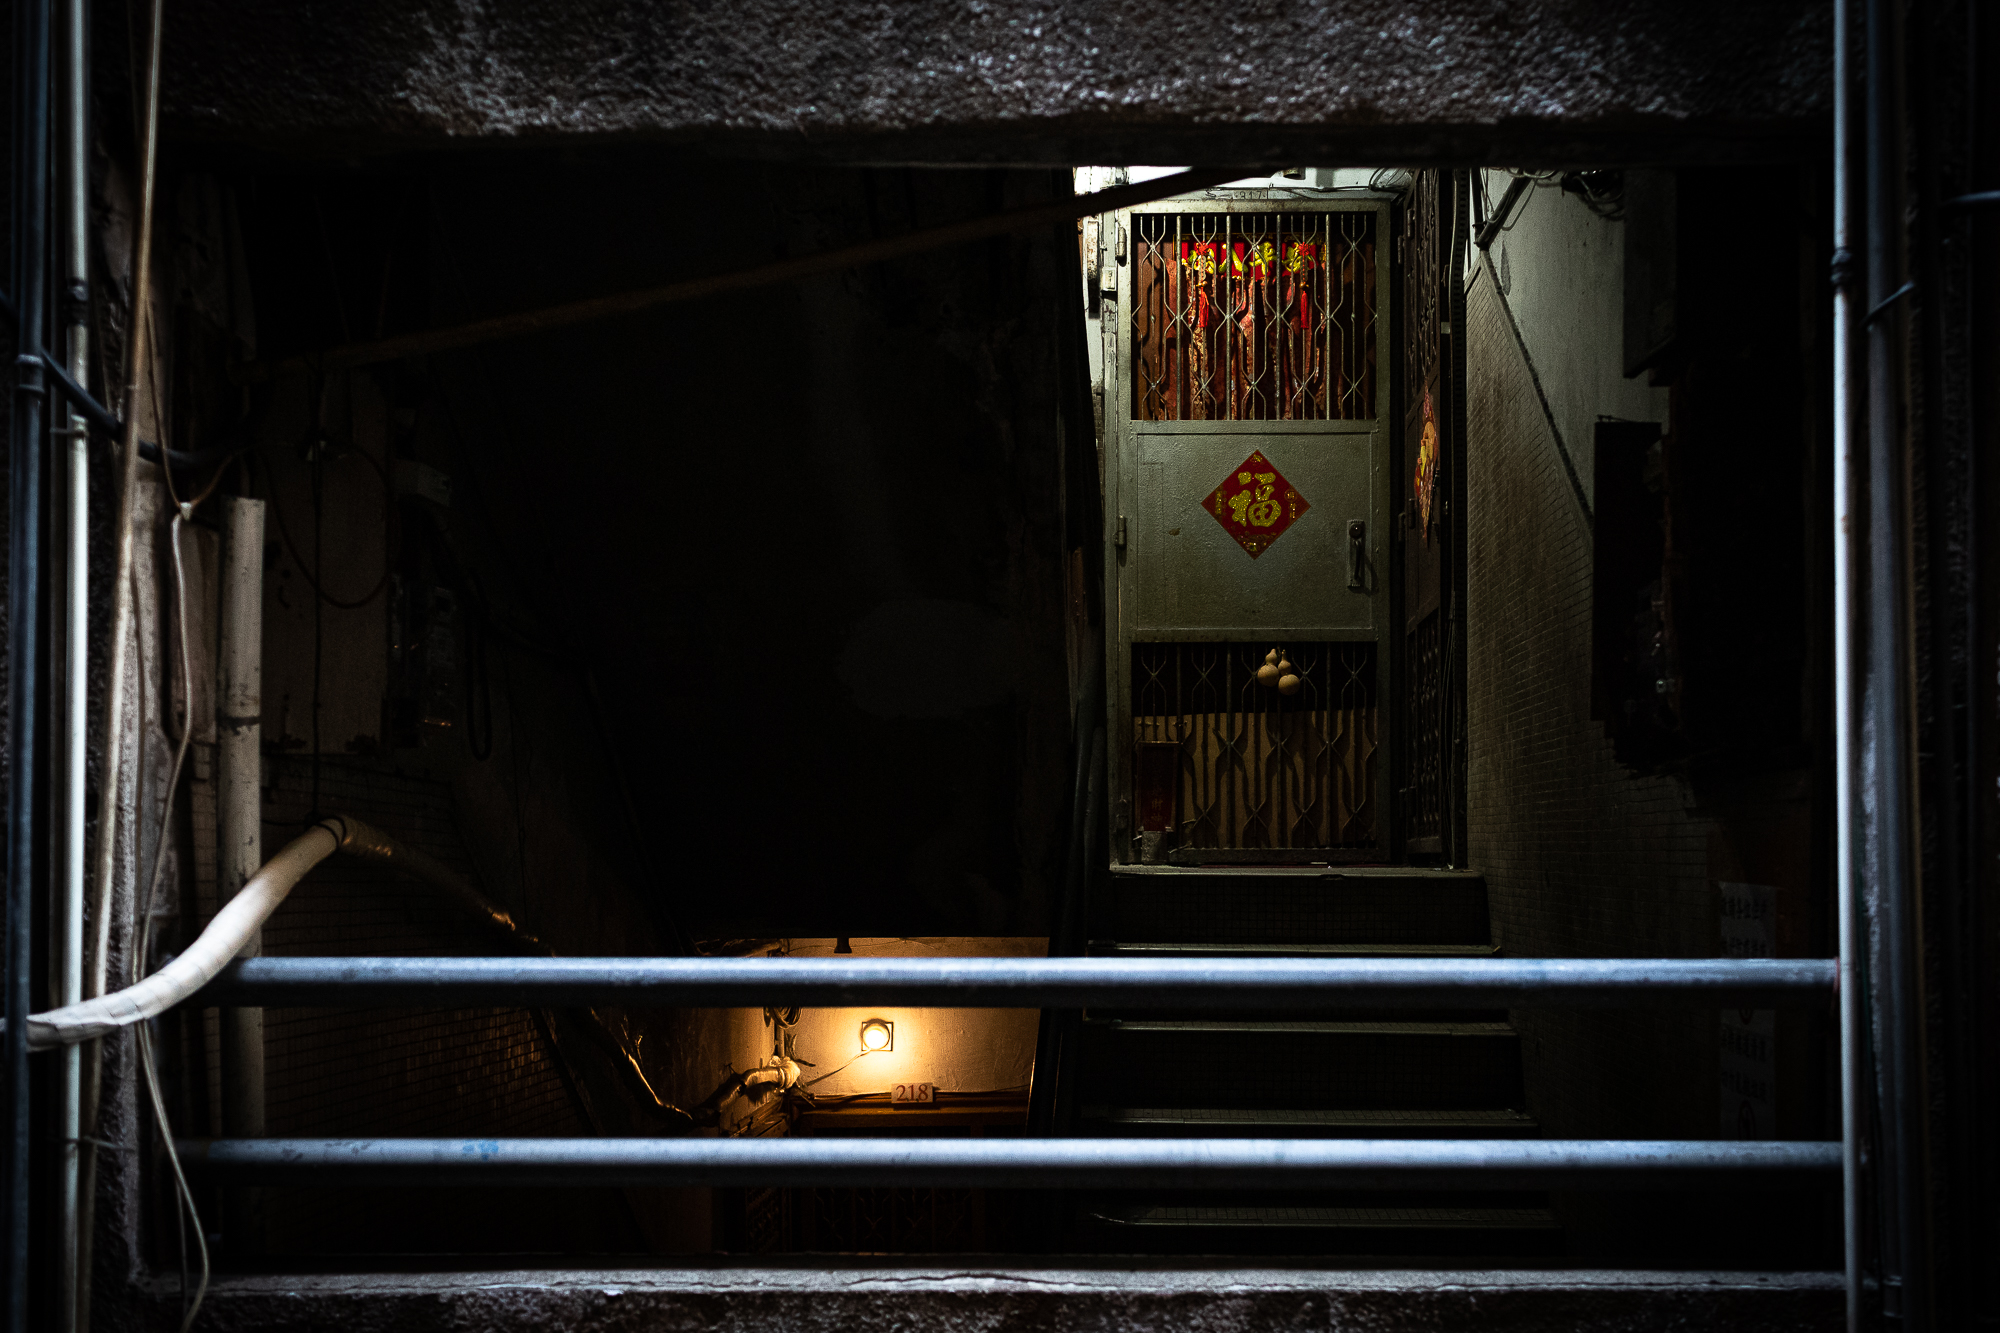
[
  {"left": 1205, "top": 449, "right": 1311, "bottom": 558},
  {"left": 1130, "top": 212, "right": 1376, "bottom": 422},
  {"left": 1412, "top": 388, "right": 1439, "bottom": 542}
]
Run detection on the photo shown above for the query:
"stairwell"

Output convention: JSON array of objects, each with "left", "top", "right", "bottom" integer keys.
[{"left": 1065, "top": 864, "right": 1559, "bottom": 1256}]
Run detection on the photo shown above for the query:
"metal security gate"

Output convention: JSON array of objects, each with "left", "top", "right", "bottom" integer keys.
[
  {"left": 1100, "top": 195, "right": 1392, "bottom": 864},
  {"left": 1396, "top": 171, "right": 1466, "bottom": 861},
  {"left": 1130, "top": 641, "right": 1378, "bottom": 858},
  {"left": 1127, "top": 211, "right": 1377, "bottom": 421}
]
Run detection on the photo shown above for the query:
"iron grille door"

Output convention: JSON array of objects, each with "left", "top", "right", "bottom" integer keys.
[
  {"left": 1101, "top": 196, "right": 1393, "bottom": 864},
  {"left": 1397, "top": 171, "right": 1466, "bottom": 862}
]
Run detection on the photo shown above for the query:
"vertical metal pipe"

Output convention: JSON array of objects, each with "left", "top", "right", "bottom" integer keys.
[
  {"left": 77, "top": 0, "right": 163, "bottom": 1324},
  {"left": 218, "top": 497, "right": 266, "bottom": 1249},
  {"left": 55, "top": 1, "right": 90, "bottom": 1329},
  {"left": 1829, "top": 2, "right": 1863, "bottom": 1328},
  {"left": 1863, "top": 0, "right": 1929, "bottom": 1323},
  {"left": 7, "top": 0, "right": 54, "bottom": 1326}
]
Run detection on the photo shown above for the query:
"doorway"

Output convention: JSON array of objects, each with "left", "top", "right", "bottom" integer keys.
[{"left": 1100, "top": 197, "right": 1392, "bottom": 864}]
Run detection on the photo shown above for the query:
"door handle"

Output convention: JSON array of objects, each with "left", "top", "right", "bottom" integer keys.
[{"left": 1347, "top": 520, "right": 1366, "bottom": 590}]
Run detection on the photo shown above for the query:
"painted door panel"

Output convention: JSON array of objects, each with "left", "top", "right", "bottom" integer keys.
[{"left": 1125, "top": 426, "right": 1378, "bottom": 636}]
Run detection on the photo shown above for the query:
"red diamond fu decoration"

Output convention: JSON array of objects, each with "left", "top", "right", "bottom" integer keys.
[{"left": 1206, "top": 449, "right": 1310, "bottom": 558}]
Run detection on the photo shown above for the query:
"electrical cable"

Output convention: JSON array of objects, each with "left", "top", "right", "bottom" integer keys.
[
  {"left": 1557, "top": 170, "right": 1626, "bottom": 222},
  {"left": 137, "top": 1029, "right": 207, "bottom": 1332},
  {"left": 310, "top": 377, "right": 325, "bottom": 822},
  {"left": 259, "top": 434, "right": 392, "bottom": 610},
  {"left": 500, "top": 647, "right": 530, "bottom": 889},
  {"left": 804, "top": 1049, "right": 878, "bottom": 1088},
  {"left": 0, "top": 284, "right": 242, "bottom": 471},
  {"left": 145, "top": 301, "right": 190, "bottom": 524},
  {"left": 463, "top": 574, "right": 494, "bottom": 762},
  {"left": 256, "top": 189, "right": 391, "bottom": 611},
  {"left": 132, "top": 515, "right": 194, "bottom": 985},
  {"left": 130, "top": 513, "right": 210, "bottom": 1333}
]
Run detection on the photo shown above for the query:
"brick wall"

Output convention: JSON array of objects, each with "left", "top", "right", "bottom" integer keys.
[
  {"left": 1463, "top": 231, "right": 1831, "bottom": 1263},
  {"left": 1465, "top": 257, "right": 1718, "bottom": 1121},
  {"left": 235, "top": 754, "right": 642, "bottom": 1255}
]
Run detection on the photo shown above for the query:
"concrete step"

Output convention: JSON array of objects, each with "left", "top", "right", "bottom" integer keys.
[
  {"left": 1084, "top": 942, "right": 1506, "bottom": 1022},
  {"left": 1077, "top": 1105, "right": 1542, "bottom": 1138},
  {"left": 1083, "top": 942, "right": 1507, "bottom": 1021},
  {"left": 185, "top": 1265, "right": 1846, "bottom": 1327},
  {"left": 1073, "top": 1201, "right": 1563, "bottom": 1257},
  {"left": 1091, "top": 940, "right": 1502, "bottom": 958},
  {"left": 1098, "top": 865, "right": 1491, "bottom": 947},
  {"left": 1073, "top": 1018, "right": 1525, "bottom": 1110}
]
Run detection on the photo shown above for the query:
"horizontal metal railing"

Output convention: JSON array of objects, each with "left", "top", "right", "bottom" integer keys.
[
  {"left": 175, "top": 955, "right": 1842, "bottom": 1191},
  {"left": 194, "top": 955, "right": 1835, "bottom": 1010},
  {"left": 176, "top": 1136, "right": 1841, "bottom": 1189}
]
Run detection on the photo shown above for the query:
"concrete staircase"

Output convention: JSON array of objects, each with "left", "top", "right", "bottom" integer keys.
[{"left": 1066, "top": 864, "right": 1560, "bottom": 1256}]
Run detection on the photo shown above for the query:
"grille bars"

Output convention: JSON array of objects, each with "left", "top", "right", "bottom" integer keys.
[{"left": 1130, "top": 211, "right": 1375, "bottom": 421}]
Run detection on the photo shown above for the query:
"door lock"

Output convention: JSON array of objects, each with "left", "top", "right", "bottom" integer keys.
[{"left": 1347, "top": 520, "right": 1366, "bottom": 590}]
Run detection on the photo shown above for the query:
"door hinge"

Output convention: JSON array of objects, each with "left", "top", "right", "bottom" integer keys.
[{"left": 1115, "top": 515, "right": 1128, "bottom": 551}]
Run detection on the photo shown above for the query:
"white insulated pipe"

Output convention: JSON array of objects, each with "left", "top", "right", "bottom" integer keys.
[
  {"left": 9, "top": 814, "right": 521, "bottom": 1050},
  {"left": 16, "top": 821, "right": 345, "bottom": 1048},
  {"left": 218, "top": 498, "right": 266, "bottom": 1140}
]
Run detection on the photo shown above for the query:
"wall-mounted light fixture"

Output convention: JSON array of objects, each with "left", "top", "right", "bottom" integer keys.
[{"left": 859, "top": 1019, "right": 894, "bottom": 1053}]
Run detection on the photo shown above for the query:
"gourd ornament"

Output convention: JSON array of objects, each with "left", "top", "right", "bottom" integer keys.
[
  {"left": 1257, "top": 649, "right": 1283, "bottom": 687},
  {"left": 1277, "top": 657, "right": 1300, "bottom": 696}
]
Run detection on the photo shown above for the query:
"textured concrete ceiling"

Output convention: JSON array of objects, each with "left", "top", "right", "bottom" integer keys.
[{"left": 154, "top": 0, "right": 1829, "bottom": 164}]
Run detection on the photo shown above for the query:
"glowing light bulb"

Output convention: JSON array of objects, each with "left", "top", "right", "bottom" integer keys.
[{"left": 859, "top": 1019, "right": 894, "bottom": 1053}]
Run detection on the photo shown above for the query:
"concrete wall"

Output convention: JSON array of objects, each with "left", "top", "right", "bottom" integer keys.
[
  {"left": 143, "top": 2, "right": 1831, "bottom": 165},
  {"left": 250, "top": 755, "right": 639, "bottom": 1256},
  {"left": 1477, "top": 173, "right": 1670, "bottom": 505},
  {"left": 1465, "top": 225, "right": 1717, "bottom": 1108},
  {"left": 756, "top": 937, "right": 1045, "bottom": 1101}
]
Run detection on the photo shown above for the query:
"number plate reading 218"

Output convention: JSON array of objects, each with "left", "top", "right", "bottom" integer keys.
[{"left": 891, "top": 1083, "right": 935, "bottom": 1105}]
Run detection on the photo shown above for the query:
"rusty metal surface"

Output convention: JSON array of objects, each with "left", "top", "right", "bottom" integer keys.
[
  {"left": 127, "top": 1264, "right": 1843, "bottom": 1333},
  {"left": 147, "top": 2, "right": 1830, "bottom": 162}
]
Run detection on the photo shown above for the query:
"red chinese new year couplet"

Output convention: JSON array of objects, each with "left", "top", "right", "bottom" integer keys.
[{"left": 1206, "top": 450, "right": 1311, "bottom": 558}]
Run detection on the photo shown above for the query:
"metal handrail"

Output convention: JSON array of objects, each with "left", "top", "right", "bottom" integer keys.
[
  {"left": 193, "top": 954, "right": 1835, "bottom": 1010},
  {"left": 174, "top": 954, "right": 1841, "bottom": 1190},
  {"left": 178, "top": 1136, "right": 1840, "bottom": 1189}
]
